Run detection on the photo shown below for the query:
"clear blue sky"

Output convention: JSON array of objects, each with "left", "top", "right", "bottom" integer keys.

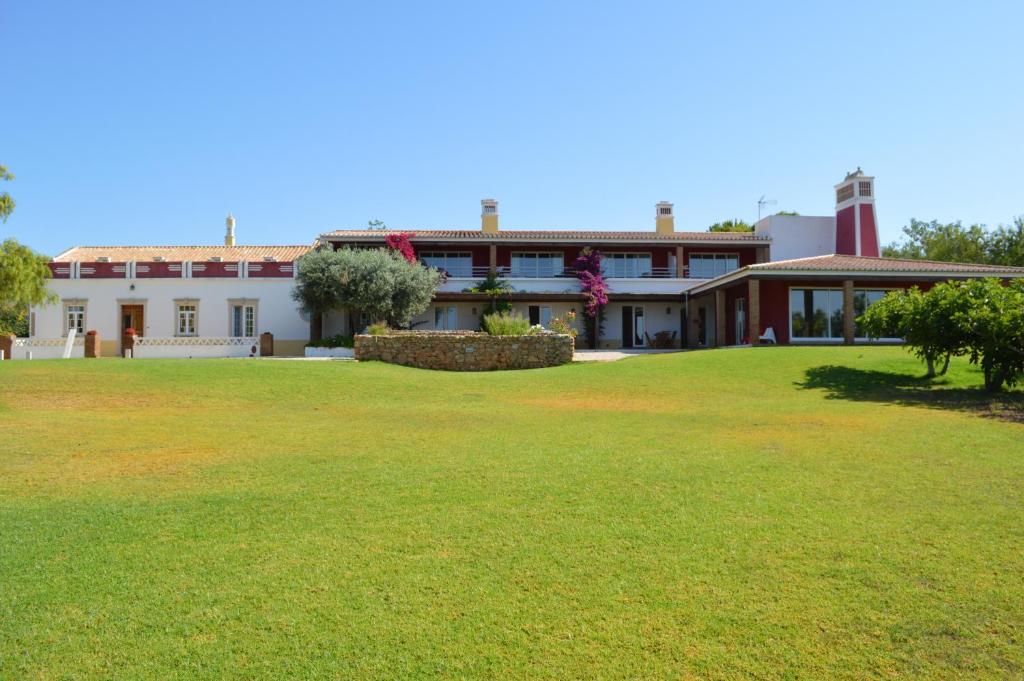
[{"left": 3, "top": 1, "right": 1022, "bottom": 256}]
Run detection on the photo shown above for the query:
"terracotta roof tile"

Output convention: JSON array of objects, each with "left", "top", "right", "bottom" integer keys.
[
  {"left": 320, "top": 229, "right": 768, "bottom": 242},
  {"left": 747, "top": 254, "right": 1024, "bottom": 274},
  {"left": 53, "top": 245, "right": 312, "bottom": 263}
]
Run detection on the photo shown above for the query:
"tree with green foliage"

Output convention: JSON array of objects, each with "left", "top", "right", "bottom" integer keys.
[
  {"left": 0, "top": 307, "right": 29, "bottom": 336},
  {"left": 951, "top": 278, "right": 1024, "bottom": 392},
  {"left": 0, "top": 165, "right": 14, "bottom": 223},
  {"left": 293, "top": 247, "right": 442, "bottom": 334},
  {"left": 859, "top": 278, "right": 1024, "bottom": 391},
  {"left": 883, "top": 217, "right": 1024, "bottom": 266},
  {"left": 0, "top": 239, "right": 56, "bottom": 334},
  {"left": 708, "top": 219, "right": 753, "bottom": 233},
  {"left": 858, "top": 287, "right": 961, "bottom": 378},
  {"left": 986, "top": 217, "right": 1024, "bottom": 267}
]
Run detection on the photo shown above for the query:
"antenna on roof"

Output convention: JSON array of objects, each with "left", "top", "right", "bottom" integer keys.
[{"left": 757, "top": 195, "right": 777, "bottom": 222}]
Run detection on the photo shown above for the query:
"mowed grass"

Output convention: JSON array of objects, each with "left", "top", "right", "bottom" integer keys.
[{"left": 0, "top": 348, "right": 1022, "bottom": 679}]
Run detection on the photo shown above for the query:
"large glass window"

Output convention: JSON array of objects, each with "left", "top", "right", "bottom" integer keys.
[
  {"left": 689, "top": 253, "right": 740, "bottom": 278},
  {"left": 510, "top": 252, "right": 563, "bottom": 278},
  {"left": 790, "top": 289, "right": 843, "bottom": 339},
  {"left": 434, "top": 305, "right": 458, "bottom": 330},
  {"left": 854, "top": 290, "right": 890, "bottom": 337},
  {"left": 602, "top": 253, "right": 652, "bottom": 278},
  {"left": 790, "top": 288, "right": 894, "bottom": 340},
  {"left": 420, "top": 252, "right": 472, "bottom": 277}
]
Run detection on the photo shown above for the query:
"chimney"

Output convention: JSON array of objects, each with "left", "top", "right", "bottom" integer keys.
[
  {"left": 655, "top": 201, "right": 674, "bottom": 234},
  {"left": 481, "top": 199, "right": 499, "bottom": 233},
  {"left": 833, "top": 168, "right": 879, "bottom": 257},
  {"left": 225, "top": 213, "right": 236, "bottom": 246}
]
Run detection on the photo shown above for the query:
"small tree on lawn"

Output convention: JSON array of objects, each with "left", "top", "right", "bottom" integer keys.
[
  {"left": 0, "top": 238, "right": 57, "bottom": 335},
  {"left": 858, "top": 286, "right": 963, "bottom": 377},
  {"left": 293, "top": 247, "right": 442, "bottom": 335},
  {"left": 951, "top": 278, "right": 1024, "bottom": 392}
]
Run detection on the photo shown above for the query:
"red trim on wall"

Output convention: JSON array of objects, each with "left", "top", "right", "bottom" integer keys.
[
  {"left": 835, "top": 206, "right": 856, "bottom": 255},
  {"left": 79, "top": 262, "right": 127, "bottom": 279},
  {"left": 135, "top": 261, "right": 183, "bottom": 278},
  {"left": 859, "top": 204, "right": 879, "bottom": 257}
]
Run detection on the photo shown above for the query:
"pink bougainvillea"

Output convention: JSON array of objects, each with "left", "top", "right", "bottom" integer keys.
[
  {"left": 384, "top": 232, "right": 417, "bottom": 263},
  {"left": 572, "top": 247, "right": 607, "bottom": 318}
]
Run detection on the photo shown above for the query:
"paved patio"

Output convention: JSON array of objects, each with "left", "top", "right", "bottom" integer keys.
[{"left": 572, "top": 349, "right": 684, "bottom": 362}]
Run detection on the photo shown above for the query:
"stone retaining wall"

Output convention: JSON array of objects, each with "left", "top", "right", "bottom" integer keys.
[{"left": 354, "top": 332, "right": 574, "bottom": 371}]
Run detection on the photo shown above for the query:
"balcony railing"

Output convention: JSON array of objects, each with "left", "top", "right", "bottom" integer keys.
[{"left": 436, "top": 265, "right": 693, "bottom": 279}]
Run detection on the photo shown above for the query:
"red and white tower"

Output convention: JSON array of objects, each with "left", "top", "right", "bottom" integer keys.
[{"left": 834, "top": 168, "right": 879, "bottom": 257}]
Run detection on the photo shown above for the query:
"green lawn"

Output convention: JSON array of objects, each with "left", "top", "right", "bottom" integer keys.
[{"left": 1, "top": 348, "right": 1022, "bottom": 679}]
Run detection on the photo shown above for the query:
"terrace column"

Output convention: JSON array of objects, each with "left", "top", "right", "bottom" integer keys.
[
  {"left": 748, "top": 279, "right": 760, "bottom": 346},
  {"left": 715, "top": 290, "right": 726, "bottom": 348},
  {"left": 488, "top": 244, "right": 497, "bottom": 274},
  {"left": 686, "top": 297, "right": 700, "bottom": 348},
  {"left": 842, "top": 280, "right": 855, "bottom": 345},
  {"left": 675, "top": 245, "right": 685, "bottom": 277}
]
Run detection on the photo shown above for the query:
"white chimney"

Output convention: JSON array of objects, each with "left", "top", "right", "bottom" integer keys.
[{"left": 225, "top": 213, "right": 236, "bottom": 246}]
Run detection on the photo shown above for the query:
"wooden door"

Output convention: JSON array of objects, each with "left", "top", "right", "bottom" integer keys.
[{"left": 121, "top": 305, "right": 144, "bottom": 336}]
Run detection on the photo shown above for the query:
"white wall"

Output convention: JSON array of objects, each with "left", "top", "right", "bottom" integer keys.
[
  {"left": 31, "top": 278, "right": 308, "bottom": 342},
  {"left": 439, "top": 276, "right": 703, "bottom": 295},
  {"left": 755, "top": 215, "right": 836, "bottom": 262}
]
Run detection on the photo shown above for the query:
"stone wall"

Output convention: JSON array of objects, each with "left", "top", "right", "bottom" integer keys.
[{"left": 354, "top": 332, "right": 574, "bottom": 371}]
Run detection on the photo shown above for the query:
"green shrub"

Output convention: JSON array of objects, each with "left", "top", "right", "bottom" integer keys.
[
  {"left": 366, "top": 322, "right": 390, "bottom": 336},
  {"left": 548, "top": 311, "right": 579, "bottom": 338},
  {"left": 305, "top": 334, "right": 354, "bottom": 349},
  {"left": 482, "top": 312, "right": 539, "bottom": 336}
]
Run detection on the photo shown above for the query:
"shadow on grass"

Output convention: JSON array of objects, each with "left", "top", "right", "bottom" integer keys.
[{"left": 799, "top": 365, "right": 1024, "bottom": 424}]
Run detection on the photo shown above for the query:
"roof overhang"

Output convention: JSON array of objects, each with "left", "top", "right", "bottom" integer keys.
[
  {"left": 319, "top": 234, "right": 771, "bottom": 246},
  {"left": 687, "top": 266, "right": 1024, "bottom": 296}
]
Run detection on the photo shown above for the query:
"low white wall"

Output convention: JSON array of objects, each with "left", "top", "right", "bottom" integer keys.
[
  {"left": 132, "top": 337, "right": 260, "bottom": 359},
  {"left": 9, "top": 338, "right": 85, "bottom": 360}
]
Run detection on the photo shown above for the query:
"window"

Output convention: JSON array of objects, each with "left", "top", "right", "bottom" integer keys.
[
  {"left": 176, "top": 303, "right": 197, "bottom": 336},
  {"left": 64, "top": 302, "right": 85, "bottom": 335},
  {"left": 859, "top": 181, "right": 872, "bottom": 197},
  {"left": 231, "top": 303, "right": 256, "bottom": 337},
  {"left": 510, "top": 252, "right": 563, "bottom": 277},
  {"left": 420, "top": 252, "right": 473, "bottom": 277},
  {"left": 602, "top": 253, "right": 652, "bottom": 278},
  {"left": 689, "top": 253, "right": 740, "bottom": 279},
  {"left": 789, "top": 288, "right": 894, "bottom": 340},
  {"left": 659, "top": 206, "right": 672, "bottom": 215},
  {"left": 528, "top": 305, "right": 552, "bottom": 327},
  {"left": 836, "top": 184, "right": 855, "bottom": 203},
  {"left": 790, "top": 288, "right": 843, "bottom": 339},
  {"left": 434, "top": 305, "right": 458, "bottom": 330}
]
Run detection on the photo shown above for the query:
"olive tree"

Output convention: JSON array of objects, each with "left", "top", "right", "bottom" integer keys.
[
  {"left": 0, "top": 238, "right": 56, "bottom": 334},
  {"left": 293, "top": 247, "right": 442, "bottom": 335}
]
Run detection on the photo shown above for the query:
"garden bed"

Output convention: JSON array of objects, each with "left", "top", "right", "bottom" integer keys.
[{"left": 354, "top": 331, "right": 573, "bottom": 371}]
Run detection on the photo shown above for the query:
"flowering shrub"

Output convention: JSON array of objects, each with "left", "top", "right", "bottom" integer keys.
[
  {"left": 384, "top": 232, "right": 417, "bottom": 263},
  {"left": 571, "top": 248, "right": 607, "bottom": 347},
  {"left": 549, "top": 310, "right": 578, "bottom": 338}
]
